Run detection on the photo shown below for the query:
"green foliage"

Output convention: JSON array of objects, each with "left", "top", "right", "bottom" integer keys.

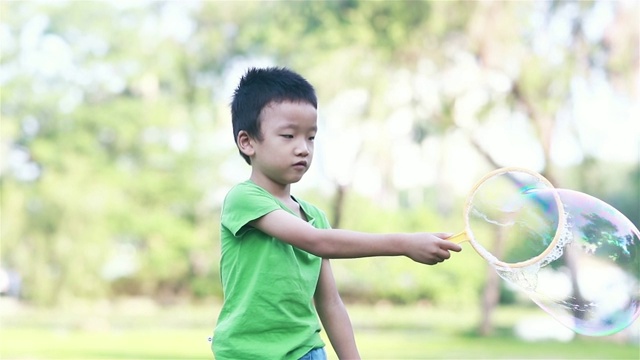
[
  {"left": 1, "top": 0, "right": 637, "bottom": 309},
  {"left": 1, "top": 1, "right": 221, "bottom": 305}
]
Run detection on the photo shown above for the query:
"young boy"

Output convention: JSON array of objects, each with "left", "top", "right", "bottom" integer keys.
[{"left": 212, "top": 67, "right": 462, "bottom": 359}]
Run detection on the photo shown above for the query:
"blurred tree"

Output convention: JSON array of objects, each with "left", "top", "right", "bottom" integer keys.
[
  {"left": 0, "top": 0, "right": 636, "bottom": 325},
  {"left": 459, "top": 0, "right": 639, "bottom": 335},
  {"left": 0, "top": 1, "right": 220, "bottom": 305}
]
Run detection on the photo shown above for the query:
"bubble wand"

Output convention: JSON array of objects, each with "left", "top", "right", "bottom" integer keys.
[{"left": 447, "top": 167, "right": 640, "bottom": 336}]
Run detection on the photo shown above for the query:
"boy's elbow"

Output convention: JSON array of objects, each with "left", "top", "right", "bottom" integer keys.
[
  {"left": 310, "top": 244, "right": 333, "bottom": 258},
  {"left": 311, "top": 242, "right": 344, "bottom": 259},
  {"left": 301, "top": 228, "right": 334, "bottom": 258},
  {"left": 304, "top": 241, "right": 330, "bottom": 258}
]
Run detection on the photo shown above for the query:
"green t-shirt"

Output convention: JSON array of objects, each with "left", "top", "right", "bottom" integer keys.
[{"left": 212, "top": 181, "right": 327, "bottom": 359}]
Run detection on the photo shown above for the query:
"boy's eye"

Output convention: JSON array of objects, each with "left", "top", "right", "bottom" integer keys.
[
  {"left": 309, "top": 136, "right": 315, "bottom": 141},
  {"left": 280, "top": 134, "right": 294, "bottom": 139}
]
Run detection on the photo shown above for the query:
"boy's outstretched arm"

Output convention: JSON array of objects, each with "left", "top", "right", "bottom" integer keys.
[
  {"left": 314, "top": 259, "right": 360, "bottom": 360},
  {"left": 251, "top": 209, "right": 462, "bottom": 264}
]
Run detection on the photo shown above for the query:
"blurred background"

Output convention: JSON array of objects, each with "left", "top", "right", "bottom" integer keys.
[{"left": 1, "top": 0, "right": 638, "bottom": 359}]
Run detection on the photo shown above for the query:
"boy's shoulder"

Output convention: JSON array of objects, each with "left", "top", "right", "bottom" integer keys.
[
  {"left": 222, "top": 181, "right": 330, "bottom": 226},
  {"left": 222, "top": 181, "right": 273, "bottom": 213},
  {"left": 224, "top": 180, "right": 267, "bottom": 201}
]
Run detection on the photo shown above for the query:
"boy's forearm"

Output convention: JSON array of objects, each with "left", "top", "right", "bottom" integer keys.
[
  {"left": 312, "top": 228, "right": 408, "bottom": 259},
  {"left": 315, "top": 261, "right": 361, "bottom": 360},
  {"left": 319, "top": 303, "right": 360, "bottom": 360}
]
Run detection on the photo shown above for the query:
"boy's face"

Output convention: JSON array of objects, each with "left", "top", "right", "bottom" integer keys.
[{"left": 245, "top": 100, "right": 317, "bottom": 187}]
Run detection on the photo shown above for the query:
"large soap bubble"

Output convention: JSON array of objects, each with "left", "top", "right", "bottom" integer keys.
[
  {"left": 495, "top": 189, "right": 639, "bottom": 336},
  {"left": 449, "top": 168, "right": 639, "bottom": 336}
]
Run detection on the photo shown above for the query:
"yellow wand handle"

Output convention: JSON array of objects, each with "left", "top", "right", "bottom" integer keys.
[{"left": 446, "top": 231, "right": 469, "bottom": 244}]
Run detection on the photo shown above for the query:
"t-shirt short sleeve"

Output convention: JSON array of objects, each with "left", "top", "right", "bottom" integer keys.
[{"left": 221, "top": 182, "right": 281, "bottom": 237}]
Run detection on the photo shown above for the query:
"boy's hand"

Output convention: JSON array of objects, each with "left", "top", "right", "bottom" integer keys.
[{"left": 404, "top": 232, "right": 462, "bottom": 265}]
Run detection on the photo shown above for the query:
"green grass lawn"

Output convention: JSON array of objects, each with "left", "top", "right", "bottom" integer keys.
[
  {"left": 1, "top": 301, "right": 638, "bottom": 359},
  {"left": 351, "top": 330, "right": 639, "bottom": 359},
  {"left": 2, "top": 326, "right": 638, "bottom": 360},
  {"left": 0, "top": 328, "right": 212, "bottom": 359}
]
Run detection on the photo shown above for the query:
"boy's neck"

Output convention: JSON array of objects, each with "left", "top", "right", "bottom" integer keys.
[
  {"left": 249, "top": 173, "right": 306, "bottom": 220},
  {"left": 249, "top": 173, "right": 292, "bottom": 202}
]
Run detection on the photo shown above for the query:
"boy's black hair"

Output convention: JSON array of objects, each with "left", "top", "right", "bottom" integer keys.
[{"left": 231, "top": 67, "right": 317, "bottom": 164}]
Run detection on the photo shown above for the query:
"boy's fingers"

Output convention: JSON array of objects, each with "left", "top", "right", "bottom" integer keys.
[
  {"left": 434, "top": 232, "right": 454, "bottom": 239},
  {"left": 441, "top": 239, "right": 462, "bottom": 252}
]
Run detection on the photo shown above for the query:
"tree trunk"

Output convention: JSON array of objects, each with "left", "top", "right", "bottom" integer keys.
[
  {"left": 479, "top": 225, "right": 507, "bottom": 336},
  {"left": 331, "top": 183, "right": 348, "bottom": 228}
]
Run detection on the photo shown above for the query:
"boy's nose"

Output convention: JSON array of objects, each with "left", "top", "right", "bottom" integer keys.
[{"left": 295, "top": 141, "right": 310, "bottom": 156}]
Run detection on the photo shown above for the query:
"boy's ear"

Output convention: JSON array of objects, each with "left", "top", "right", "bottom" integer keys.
[{"left": 237, "top": 130, "right": 255, "bottom": 158}]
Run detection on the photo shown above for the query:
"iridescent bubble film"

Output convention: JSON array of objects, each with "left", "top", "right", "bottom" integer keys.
[{"left": 495, "top": 189, "right": 640, "bottom": 336}]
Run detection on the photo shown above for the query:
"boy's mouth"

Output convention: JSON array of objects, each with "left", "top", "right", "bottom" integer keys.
[{"left": 293, "top": 161, "right": 308, "bottom": 169}]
